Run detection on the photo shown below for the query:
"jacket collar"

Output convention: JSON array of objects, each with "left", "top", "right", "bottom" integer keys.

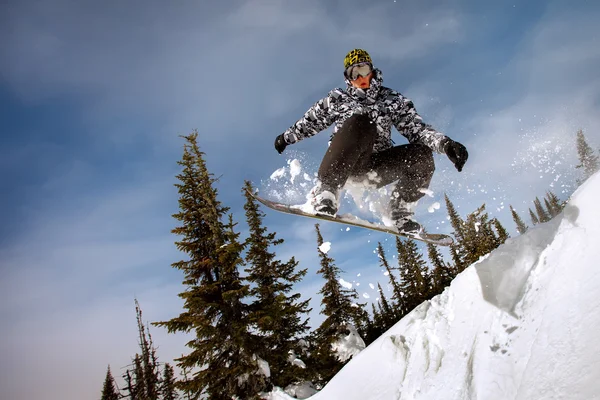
[{"left": 345, "top": 68, "right": 383, "bottom": 104}]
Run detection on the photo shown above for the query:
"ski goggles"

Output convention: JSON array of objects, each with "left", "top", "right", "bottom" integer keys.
[{"left": 345, "top": 62, "right": 373, "bottom": 80}]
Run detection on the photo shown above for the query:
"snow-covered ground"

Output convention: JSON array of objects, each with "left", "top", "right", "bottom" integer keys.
[{"left": 269, "top": 172, "right": 600, "bottom": 400}]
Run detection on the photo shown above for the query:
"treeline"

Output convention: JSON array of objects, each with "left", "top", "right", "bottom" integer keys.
[{"left": 101, "top": 129, "right": 599, "bottom": 399}]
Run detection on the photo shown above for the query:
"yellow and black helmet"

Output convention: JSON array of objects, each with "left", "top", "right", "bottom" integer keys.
[{"left": 344, "top": 49, "right": 372, "bottom": 69}]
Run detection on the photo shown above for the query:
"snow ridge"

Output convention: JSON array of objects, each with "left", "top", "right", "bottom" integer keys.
[{"left": 304, "top": 172, "right": 600, "bottom": 400}]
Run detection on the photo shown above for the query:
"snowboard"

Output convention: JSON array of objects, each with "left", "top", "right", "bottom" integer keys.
[{"left": 248, "top": 190, "right": 454, "bottom": 246}]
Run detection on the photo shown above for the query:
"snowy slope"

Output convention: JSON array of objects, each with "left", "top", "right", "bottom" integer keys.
[{"left": 288, "top": 172, "right": 600, "bottom": 400}]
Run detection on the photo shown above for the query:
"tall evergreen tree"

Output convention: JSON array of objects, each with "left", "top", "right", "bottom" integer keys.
[
  {"left": 444, "top": 194, "right": 472, "bottom": 274},
  {"left": 100, "top": 366, "right": 120, "bottom": 400},
  {"left": 161, "top": 363, "right": 179, "bottom": 400},
  {"left": 242, "top": 181, "right": 311, "bottom": 389},
  {"left": 396, "top": 238, "right": 430, "bottom": 314},
  {"left": 180, "top": 366, "right": 194, "bottom": 400},
  {"left": 449, "top": 204, "right": 507, "bottom": 269},
  {"left": 492, "top": 218, "right": 509, "bottom": 246},
  {"left": 376, "top": 283, "right": 396, "bottom": 329},
  {"left": 363, "top": 302, "right": 386, "bottom": 345},
  {"left": 376, "top": 243, "right": 403, "bottom": 316},
  {"left": 122, "top": 300, "right": 161, "bottom": 400},
  {"left": 449, "top": 243, "right": 467, "bottom": 274},
  {"left": 529, "top": 208, "right": 540, "bottom": 225},
  {"left": 365, "top": 303, "right": 385, "bottom": 343},
  {"left": 534, "top": 197, "right": 551, "bottom": 223},
  {"left": 575, "top": 129, "right": 599, "bottom": 182},
  {"left": 545, "top": 191, "right": 564, "bottom": 217},
  {"left": 510, "top": 205, "right": 529, "bottom": 234},
  {"left": 314, "top": 224, "right": 367, "bottom": 335},
  {"left": 136, "top": 299, "right": 160, "bottom": 400},
  {"left": 154, "top": 132, "right": 264, "bottom": 400},
  {"left": 543, "top": 198, "right": 555, "bottom": 218},
  {"left": 427, "top": 242, "right": 454, "bottom": 296},
  {"left": 123, "top": 355, "right": 143, "bottom": 400},
  {"left": 445, "top": 194, "right": 465, "bottom": 243},
  {"left": 311, "top": 224, "right": 367, "bottom": 384},
  {"left": 456, "top": 205, "right": 491, "bottom": 266}
]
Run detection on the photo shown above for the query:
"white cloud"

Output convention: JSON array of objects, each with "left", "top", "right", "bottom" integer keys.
[{"left": 0, "top": 0, "right": 466, "bottom": 140}]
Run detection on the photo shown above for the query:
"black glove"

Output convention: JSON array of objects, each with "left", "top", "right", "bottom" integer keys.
[
  {"left": 444, "top": 139, "right": 468, "bottom": 172},
  {"left": 274, "top": 134, "right": 288, "bottom": 154}
]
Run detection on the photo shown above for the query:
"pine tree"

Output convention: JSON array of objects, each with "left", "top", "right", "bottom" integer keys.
[
  {"left": 575, "top": 129, "right": 599, "bottom": 182},
  {"left": 451, "top": 204, "right": 506, "bottom": 268},
  {"left": 427, "top": 242, "right": 453, "bottom": 296},
  {"left": 444, "top": 194, "right": 472, "bottom": 274},
  {"left": 311, "top": 224, "right": 367, "bottom": 384},
  {"left": 314, "top": 224, "right": 366, "bottom": 335},
  {"left": 445, "top": 194, "right": 465, "bottom": 243},
  {"left": 136, "top": 299, "right": 160, "bottom": 400},
  {"left": 161, "top": 363, "right": 179, "bottom": 400},
  {"left": 534, "top": 197, "right": 551, "bottom": 223},
  {"left": 242, "top": 181, "right": 311, "bottom": 389},
  {"left": 363, "top": 303, "right": 385, "bottom": 345},
  {"left": 510, "top": 205, "right": 528, "bottom": 234},
  {"left": 376, "top": 283, "right": 396, "bottom": 329},
  {"left": 100, "top": 366, "right": 120, "bottom": 400},
  {"left": 180, "top": 365, "right": 193, "bottom": 400},
  {"left": 492, "top": 218, "right": 509, "bottom": 246},
  {"left": 529, "top": 208, "right": 540, "bottom": 225},
  {"left": 376, "top": 243, "right": 403, "bottom": 316},
  {"left": 123, "top": 355, "right": 143, "bottom": 400},
  {"left": 543, "top": 198, "right": 554, "bottom": 218},
  {"left": 396, "top": 238, "right": 430, "bottom": 314},
  {"left": 122, "top": 300, "right": 161, "bottom": 400},
  {"left": 154, "top": 132, "right": 264, "bottom": 400},
  {"left": 545, "top": 191, "right": 564, "bottom": 217},
  {"left": 370, "top": 303, "right": 382, "bottom": 328},
  {"left": 449, "top": 243, "right": 467, "bottom": 274}
]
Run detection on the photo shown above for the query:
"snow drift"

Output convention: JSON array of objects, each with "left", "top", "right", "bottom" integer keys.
[{"left": 293, "top": 172, "right": 600, "bottom": 400}]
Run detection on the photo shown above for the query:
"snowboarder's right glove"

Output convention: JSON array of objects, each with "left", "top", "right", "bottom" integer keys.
[
  {"left": 443, "top": 139, "right": 468, "bottom": 172},
  {"left": 274, "top": 134, "right": 288, "bottom": 154}
]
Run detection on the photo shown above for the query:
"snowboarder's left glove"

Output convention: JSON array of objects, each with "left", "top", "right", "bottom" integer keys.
[
  {"left": 444, "top": 139, "right": 468, "bottom": 172},
  {"left": 274, "top": 134, "right": 288, "bottom": 154}
]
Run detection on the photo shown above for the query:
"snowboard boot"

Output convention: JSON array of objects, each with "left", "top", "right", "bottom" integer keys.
[
  {"left": 310, "top": 183, "right": 339, "bottom": 217},
  {"left": 390, "top": 198, "right": 422, "bottom": 234},
  {"left": 394, "top": 213, "right": 423, "bottom": 234}
]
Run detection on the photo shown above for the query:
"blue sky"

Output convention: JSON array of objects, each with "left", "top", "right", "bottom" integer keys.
[{"left": 1, "top": 1, "right": 599, "bottom": 399}]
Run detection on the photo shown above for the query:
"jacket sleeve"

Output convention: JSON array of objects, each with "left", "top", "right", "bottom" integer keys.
[
  {"left": 282, "top": 89, "right": 341, "bottom": 145},
  {"left": 392, "top": 95, "right": 449, "bottom": 154}
]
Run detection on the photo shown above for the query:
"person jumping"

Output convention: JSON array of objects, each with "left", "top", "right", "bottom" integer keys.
[{"left": 273, "top": 49, "right": 468, "bottom": 234}]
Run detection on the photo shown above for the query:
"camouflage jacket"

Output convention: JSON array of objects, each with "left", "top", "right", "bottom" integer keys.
[{"left": 282, "top": 68, "right": 449, "bottom": 154}]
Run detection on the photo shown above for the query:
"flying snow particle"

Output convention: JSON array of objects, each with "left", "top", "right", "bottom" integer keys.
[
  {"left": 339, "top": 278, "right": 353, "bottom": 289},
  {"left": 369, "top": 283, "right": 375, "bottom": 290},
  {"left": 428, "top": 202, "right": 441, "bottom": 213},
  {"left": 289, "top": 159, "right": 302, "bottom": 183},
  {"left": 270, "top": 167, "right": 286, "bottom": 180},
  {"left": 319, "top": 242, "right": 332, "bottom": 254},
  {"left": 419, "top": 188, "right": 435, "bottom": 197},
  {"left": 362, "top": 293, "right": 371, "bottom": 299}
]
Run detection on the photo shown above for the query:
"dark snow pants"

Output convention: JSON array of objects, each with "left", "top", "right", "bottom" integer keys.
[{"left": 318, "top": 114, "right": 435, "bottom": 206}]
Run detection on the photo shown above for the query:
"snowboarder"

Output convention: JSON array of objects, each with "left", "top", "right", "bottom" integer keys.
[{"left": 273, "top": 49, "right": 468, "bottom": 233}]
